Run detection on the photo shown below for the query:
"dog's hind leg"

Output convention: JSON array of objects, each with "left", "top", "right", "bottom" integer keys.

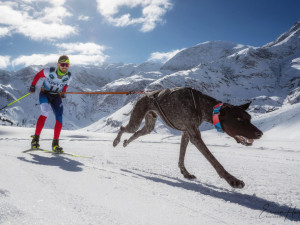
[
  {"left": 187, "top": 126, "right": 245, "bottom": 188},
  {"left": 123, "top": 111, "right": 157, "bottom": 147},
  {"left": 113, "top": 96, "right": 152, "bottom": 147},
  {"left": 113, "top": 126, "right": 126, "bottom": 147},
  {"left": 178, "top": 131, "right": 196, "bottom": 179}
]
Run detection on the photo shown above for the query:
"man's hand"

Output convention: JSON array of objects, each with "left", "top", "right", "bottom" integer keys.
[
  {"left": 60, "top": 93, "right": 66, "bottom": 98},
  {"left": 29, "top": 85, "right": 35, "bottom": 93}
]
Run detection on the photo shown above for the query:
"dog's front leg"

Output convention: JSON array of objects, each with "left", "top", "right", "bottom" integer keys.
[
  {"left": 178, "top": 131, "right": 196, "bottom": 179},
  {"left": 187, "top": 127, "right": 245, "bottom": 189}
]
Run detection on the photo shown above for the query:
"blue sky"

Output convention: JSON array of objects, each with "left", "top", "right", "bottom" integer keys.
[{"left": 0, "top": 0, "right": 299, "bottom": 71}]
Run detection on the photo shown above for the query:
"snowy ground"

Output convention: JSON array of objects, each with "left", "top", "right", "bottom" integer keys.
[{"left": 0, "top": 124, "right": 299, "bottom": 225}]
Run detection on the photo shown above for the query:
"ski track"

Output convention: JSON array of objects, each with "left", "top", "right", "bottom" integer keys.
[{"left": 0, "top": 126, "right": 299, "bottom": 225}]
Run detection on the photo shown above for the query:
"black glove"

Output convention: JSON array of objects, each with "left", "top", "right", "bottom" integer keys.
[
  {"left": 126, "top": 90, "right": 134, "bottom": 95},
  {"left": 29, "top": 85, "right": 36, "bottom": 93}
]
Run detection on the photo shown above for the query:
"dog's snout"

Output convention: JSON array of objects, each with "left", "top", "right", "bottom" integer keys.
[{"left": 255, "top": 130, "right": 263, "bottom": 139}]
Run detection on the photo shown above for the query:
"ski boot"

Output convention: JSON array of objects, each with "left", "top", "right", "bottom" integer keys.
[
  {"left": 31, "top": 135, "right": 40, "bottom": 149},
  {"left": 52, "top": 139, "right": 63, "bottom": 153}
]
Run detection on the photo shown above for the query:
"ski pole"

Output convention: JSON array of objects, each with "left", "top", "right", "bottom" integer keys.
[{"left": 0, "top": 93, "right": 31, "bottom": 111}]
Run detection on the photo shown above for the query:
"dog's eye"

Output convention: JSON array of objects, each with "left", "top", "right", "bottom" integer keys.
[{"left": 237, "top": 117, "right": 242, "bottom": 121}]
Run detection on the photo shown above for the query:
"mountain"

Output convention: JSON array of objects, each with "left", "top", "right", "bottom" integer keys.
[{"left": 0, "top": 22, "right": 299, "bottom": 134}]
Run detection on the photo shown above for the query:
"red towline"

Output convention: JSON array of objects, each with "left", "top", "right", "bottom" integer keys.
[{"left": 60, "top": 90, "right": 153, "bottom": 95}]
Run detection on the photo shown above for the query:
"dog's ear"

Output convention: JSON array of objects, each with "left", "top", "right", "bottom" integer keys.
[{"left": 238, "top": 101, "right": 252, "bottom": 110}]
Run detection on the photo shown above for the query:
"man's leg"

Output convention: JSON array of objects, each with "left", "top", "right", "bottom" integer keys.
[
  {"left": 35, "top": 93, "right": 51, "bottom": 135},
  {"left": 32, "top": 93, "right": 51, "bottom": 149},
  {"left": 51, "top": 97, "right": 64, "bottom": 152},
  {"left": 35, "top": 115, "right": 47, "bottom": 136},
  {"left": 51, "top": 97, "right": 63, "bottom": 139}
]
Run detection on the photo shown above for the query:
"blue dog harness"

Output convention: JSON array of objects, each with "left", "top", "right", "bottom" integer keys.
[{"left": 212, "top": 103, "right": 224, "bottom": 133}]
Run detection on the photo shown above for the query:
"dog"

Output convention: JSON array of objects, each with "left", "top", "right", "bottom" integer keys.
[{"left": 113, "top": 87, "right": 263, "bottom": 188}]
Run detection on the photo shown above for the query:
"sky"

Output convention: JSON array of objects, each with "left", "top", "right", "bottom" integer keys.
[{"left": 0, "top": 0, "right": 300, "bottom": 71}]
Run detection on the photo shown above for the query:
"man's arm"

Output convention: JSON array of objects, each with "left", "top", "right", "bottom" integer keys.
[
  {"left": 32, "top": 69, "right": 45, "bottom": 86},
  {"left": 29, "top": 70, "right": 45, "bottom": 93},
  {"left": 60, "top": 85, "right": 68, "bottom": 98}
]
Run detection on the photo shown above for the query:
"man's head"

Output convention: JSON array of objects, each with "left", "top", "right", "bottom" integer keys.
[{"left": 57, "top": 55, "right": 70, "bottom": 74}]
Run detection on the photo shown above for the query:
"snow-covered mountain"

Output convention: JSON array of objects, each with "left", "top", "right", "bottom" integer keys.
[{"left": 0, "top": 22, "right": 299, "bottom": 133}]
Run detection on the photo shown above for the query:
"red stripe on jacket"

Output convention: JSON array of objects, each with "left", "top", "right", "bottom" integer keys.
[
  {"left": 31, "top": 69, "right": 45, "bottom": 86},
  {"left": 62, "top": 85, "right": 68, "bottom": 92}
]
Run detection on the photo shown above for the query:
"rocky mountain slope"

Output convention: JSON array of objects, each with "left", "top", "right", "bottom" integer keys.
[{"left": 0, "top": 22, "right": 299, "bottom": 134}]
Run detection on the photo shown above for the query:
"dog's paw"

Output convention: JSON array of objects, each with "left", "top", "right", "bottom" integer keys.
[
  {"left": 221, "top": 172, "right": 245, "bottom": 189},
  {"left": 113, "top": 138, "right": 120, "bottom": 147},
  {"left": 184, "top": 174, "right": 197, "bottom": 179},
  {"left": 227, "top": 177, "right": 245, "bottom": 189},
  {"left": 180, "top": 167, "right": 197, "bottom": 179},
  {"left": 123, "top": 140, "right": 128, "bottom": 147}
]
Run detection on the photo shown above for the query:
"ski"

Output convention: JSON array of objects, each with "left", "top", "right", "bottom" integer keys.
[{"left": 23, "top": 149, "right": 92, "bottom": 158}]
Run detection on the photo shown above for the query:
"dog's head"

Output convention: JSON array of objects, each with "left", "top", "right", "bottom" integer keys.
[{"left": 219, "top": 102, "right": 263, "bottom": 146}]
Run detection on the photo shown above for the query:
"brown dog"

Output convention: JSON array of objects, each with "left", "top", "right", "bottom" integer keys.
[{"left": 113, "top": 87, "right": 263, "bottom": 188}]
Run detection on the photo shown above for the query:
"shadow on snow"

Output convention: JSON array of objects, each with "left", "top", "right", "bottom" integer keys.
[
  {"left": 121, "top": 168, "right": 300, "bottom": 222},
  {"left": 18, "top": 154, "right": 84, "bottom": 172}
]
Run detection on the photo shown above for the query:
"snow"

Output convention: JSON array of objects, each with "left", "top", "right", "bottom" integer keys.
[
  {"left": 0, "top": 102, "right": 300, "bottom": 224},
  {"left": 161, "top": 41, "right": 249, "bottom": 71},
  {"left": 254, "top": 102, "right": 300, "bottom": 140}
]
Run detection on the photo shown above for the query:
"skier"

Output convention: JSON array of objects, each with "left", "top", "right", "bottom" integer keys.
[{"left": 29, "top": 55, "right": 72, "bottom": 153}]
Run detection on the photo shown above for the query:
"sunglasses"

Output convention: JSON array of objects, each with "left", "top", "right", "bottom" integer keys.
[{"left": 60, "top": 63, "right": 69, "bottom": 67}]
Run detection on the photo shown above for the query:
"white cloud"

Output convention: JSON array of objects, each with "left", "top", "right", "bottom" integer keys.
[
  {"left": 0, "top": 27, "right": 11, "bottom": 37},
  {"left": 78, "top": 15, "right": 90, "bottom": 21},
  {"left": 0, "top": 1, "right": 77, "bottom": 41},
  {"left": 18, "top": 21, "right": 76, "bottom": 41},
  {"left": 40, "top": 6, "right": 72, "bottom": 24},
  {"left": 55, "top": 42, "right": 106, "bottom": 55},
  {"left": 0, "top": 56, "right": 10, "bottom": 69},
  {"left": 12, "top": 54, "right": 58, "bottom": 67},
  {"left": 96, "top": 0, "right": 173, "bottom": 32},
  {"left": 148, "top": 49, "right": 184, "bottom": 63},
  {"left": 12, "top": 42, "right": 109, "bottom": 67},
  {"left": 66, "top": 54, "right": 108, "bottom": 66},
  {"left": 0, "top": 4, "right": 25, "bottom": 26},
  {"left": 56, "top": 42, "right": 109, "bottom": 65}
]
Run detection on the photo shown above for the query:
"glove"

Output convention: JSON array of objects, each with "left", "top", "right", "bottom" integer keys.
[
  {"left": 60, "top": 93, "right": 66, "bottom": 98},
  {"left": 29, "top": 85, "right": 36, "bottom": 93},
  {"left": 126, "top": 90, "right": 134, "bottom": 95}
]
